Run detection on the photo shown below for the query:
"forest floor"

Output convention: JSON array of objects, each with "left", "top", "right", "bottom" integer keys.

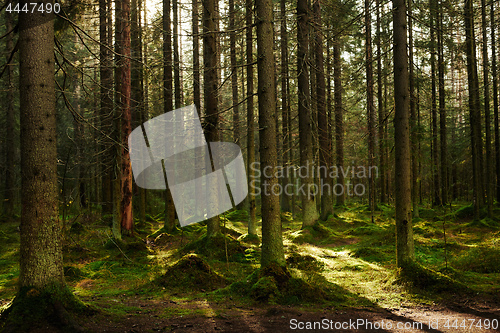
[{"left": 1, "top": 202, "right": 499, "bottom": 332}]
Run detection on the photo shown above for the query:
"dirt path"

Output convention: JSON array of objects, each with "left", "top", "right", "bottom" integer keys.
[{"left": 71, "top": 296, "right": 500, "bottom": 333}]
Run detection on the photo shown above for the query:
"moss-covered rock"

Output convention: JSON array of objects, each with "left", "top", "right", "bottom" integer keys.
[{"left": 250, "top": 276, "right": 280, "bottom": 302}]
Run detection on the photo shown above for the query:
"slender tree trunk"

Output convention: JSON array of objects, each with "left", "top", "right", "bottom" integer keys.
[
  {"left": 113, "top": 0, "right": 123, "bottom": 239},
  {"left": 393, "top": 0, "right": 414, "bottom": 268},
  {"left": 203, "top": 0, "right": 221, "bottom": 237},
  {"left": 492, "top": 0, "right": 500, "bottom": 204},
  {"left": 437, "top": 2, "right": 447, "bottom": 206},
  {"left": 334, "top": 41, "right": 344, "bottom": 207},
  {"left": 120, "top": 0, "right": 134, "bottom": 232},
  {"left": 173, "top": 0, "right": 181, "bottom": 109},
  {"left": 100, "top": 0, "right": 113, "bottom": 216},
  {"left": 193, "top": 0, "right": 201, "bottom": 114},
  {"left": 298, "top": 0, "right": 319, "bottom": 226},
  {"left": 408, "top": 0, "right": 418, "bottom": 217},
  {"left": 465, "top": 0, "right": 481, "bottom": 221},
  {"left": 314, "top": 0, "right": 331, "bottom": 220},
  {"left": 163, "top": 0, "right": 177, "bottom": 232},
  {"left": 280, "top": 0, "right": 292, "bottom": 212},
  {"left": 326, "top": 31, "right": 333, "bottom": 211},
  {"left": 481, "top": 0, "right": 493, "bottom": 216},
  {"left": 365, "top": 0, "right": 375, "bottom": 221},
  {"left": 377, "top": 0, "right": 386, "bottom": 205},
  {"left": 257, "top": 0, "right": 285, "bottom": 267},
  {"left": 246, "top": 0, "right": 257, "bottom": 235},
  {"left": 430, "top": 0, "right": 441, "bottom": 206},
  {"left": 4, "top": 12, "right": 16, "bottom": 216}
]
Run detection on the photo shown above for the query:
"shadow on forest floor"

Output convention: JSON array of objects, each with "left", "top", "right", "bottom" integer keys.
[{"left": 1, "top": 202, "right": 499, "bottom": 332}]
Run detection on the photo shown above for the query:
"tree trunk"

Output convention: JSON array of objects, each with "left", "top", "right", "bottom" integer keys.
[
  {"left": 437, "top": 2, "right": 447, "bottom": 206},
  {"left": 408, "top": 0, "right": 418, "bottom": 218},
  {"left": 3, "top": 11, "right": 16, "bottom": 216},
  {"left": 492, "top": 0, "right": 500, "bottom": 204},
  {"left": 257, "top": 0, "right": 285, "bottom": 267},
  {"left": 163, "top": 0, "right": 177, "bottom": 233},
  {"left": 430, "top": 0, "right": 441, "bottom": 206},
  {"left": 365, "top": 0, "right": 375, "bottom": 221},
  {"left": 393, "top": 0, "right": 415, "bottom": 268},
  {"left": 464, "top": 0, "right": 481, "bottom": 221},
  {"left": 314, "top": 0, "right": 331, "bottom": 220},
  {"left": 193, "top": 0, "right": 201, "bottom": 114},
  {"left": 173, "top": 0, "right": 181, "bottom": 109},
  {"left": 246, "top": 0, "right": 257, "bottom": 235},
  {"left": 481, "top": 0, "right": 493, "bottom": 217},
  {"left": 377, "top": 0, "right": 386, "bottom": 205},
  {"left": 333, "top": 41, "right": 344, "bottom": 207},
  {"left": 203, "top": 0, "right": 221, "bottom": 237},
  {"left": 2, "top": 6, "right": 83, "bottom": 330},
  {"left": 120, "top": 0, "right": 134, "bottom": 232},
  {"left": 100, "top": 0, "right": 113, "bottom": 216},
  {"left": 298, "top": 0, "right": 319, "bottom": 226},
  {"left": 280, "top": 0, "right": 292, "bottom": 212}
]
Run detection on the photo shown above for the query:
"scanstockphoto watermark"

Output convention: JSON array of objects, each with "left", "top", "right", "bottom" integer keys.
[{"left": 249, "top": 161, "right": 379, "bottom": 198}]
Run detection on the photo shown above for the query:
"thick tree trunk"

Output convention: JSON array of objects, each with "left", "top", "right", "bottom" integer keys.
[
  {"left": 203, "top": 0, "right": 221, "bottom": 237},
  {"left": 297, "top": 0, "right": 319, "bottom": 226},
  {"left": 246, "top": 0, "right": 257, "bottom": 235},
  {"left": 464, "top": 0, "right": 481, "bottom": 221},
  {"left": 2, "top": 6, "right": 84, "bottom": 331},
  {"left": 257, "top": 0, "right": 285, "bottom": 267},
  {"left": 393, "top": 0, "right": 415, "bottom": 268}
]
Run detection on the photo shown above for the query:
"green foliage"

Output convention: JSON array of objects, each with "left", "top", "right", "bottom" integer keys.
[
  {"left": 224, "top": 209, "right": 249, "bottom": 222},
  {"left": 396, "top": 261, "right": 465, "bottom": 293},
  {"left": 182, "top": 232, "right": 248, "bottom": 262},
  {"left": 452, "top": 246, "right": 500, "bottom": 273}
]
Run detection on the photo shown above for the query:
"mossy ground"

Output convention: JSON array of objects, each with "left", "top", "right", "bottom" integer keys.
[{"left": 1, "top": 203, "right": 499, "bottom": 330}]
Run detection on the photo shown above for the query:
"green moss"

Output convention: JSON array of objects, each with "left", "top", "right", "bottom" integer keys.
[
  {"left": 225, "top": 209, "right": 249, "bottom": 222},
  {"left": 155, "top": 254, "right": 226, "bottom": 291},
  {"left": 286, "top": 253, "right": 324, "bottom": 271},
  {"left": 0, "top": 283, "right": 88, "bottom": 332},
  {"left": 452, "top": 246, "right": 500, "bottom": 273},
  {"left": 250, "top": 276, "right": 280, "bottom": 302},
  {"left": 396, "top": 261, "right": 465, "bottom": 293},
  {"left": 182, "top": 233, "right": 248, "bottom": 262}
]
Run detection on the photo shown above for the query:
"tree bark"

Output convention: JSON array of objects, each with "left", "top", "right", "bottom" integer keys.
[
  {"left": 257, "top": 0, "right": 285, "bottom": 267},
  {"left": 333, "top": 41, "right": 344, "bottom": 207},
  {"left": 365, "top": 0, "right": 375, "bottom": 221},
  {"left": 393, "top": 0, "right": 415, "bottom": 268},
  {"left": 203, "top": 0, "right": 221, "bottom": 237},
  {"left": 163, "top": 0, "right": 177, "bottom": 232},
  {"left": 3, "top": 11, "right": 16, "bottom": 216},
  {"left": 491, "top": 0, "right": 500, "bottom": 204},
  {"left": 377, "top": 0, "right": 386, "bottom": 205},
  {"left": 430, "top": 0, "right": 441, "bottom": 206},
  {"left": 437, "top": 2, "right": 447, "bottom": 206},
  {"left": 408, "top": 0, "right": 418, "bottom": 218},
  {"left": 120, "top": 0, "right": 134, "bottom": 232},
  {"left": 314, "top": 0, "right": 331, "bottom": 220},
  {"left": 246, "top": 0, "right": 257, "bottom": 235},
  {"left": 193, "top": 0, "right": 201, "bottom": 114},
  {"left": 297, "top": 0, "right": 319, "bottom": 226},
  {"left": 481, "top": 0, "right": 493, "bottom": 217}
]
